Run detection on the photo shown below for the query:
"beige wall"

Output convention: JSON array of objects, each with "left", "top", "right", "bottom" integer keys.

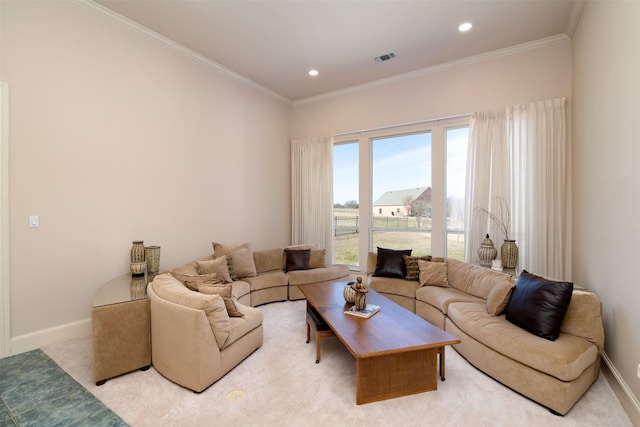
[
  {"left": 573, "top": 0, "right": 640, "bottom": 409},
  {"left": 291, "top": 40, "right": 572, "bottom": 138},
  {"left": 1, "top": 1, "right": 291, "bottom": 341}
]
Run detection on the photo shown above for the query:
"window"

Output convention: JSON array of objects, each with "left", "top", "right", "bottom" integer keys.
[
  {"left": 445, "top": 127, "right": 469, "bottom": 261},
  {"left": 371, "top": 132, "right": 432, "bottom": 256},
  {"left": 333, "top": 119, "right": 469, "bottom": 270},
  {"left": 333, "top": 142, "right": 359, "bottom": 267}
]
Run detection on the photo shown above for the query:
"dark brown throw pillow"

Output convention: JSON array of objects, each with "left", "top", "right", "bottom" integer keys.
[
  {"left": 284, "top": 248, "right": 310, "bottom": 272},
  {"left": 403, "top": 255, "right": 432, "bottom": 280},
  {"left": 506, "top": 270, "right": 573, "bottom": 341},
  {"left": 373, "top": 247, "right": 412, "bottom": 279},
  {"left": 226, "top": 255, "right": 238, "bottom": 281}
]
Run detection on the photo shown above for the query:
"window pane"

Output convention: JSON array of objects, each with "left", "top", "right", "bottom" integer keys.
[
  {"left": 372, "top": 231, "right": 431, "bottom": 256},
  {"left": 372, "top": 132, "right": 431, "bottom": 254},
  {"left": 333, "top": 142, "right": 359, "bottom": 267},
  {"left": 445, "top": 127, "right": 469, "bottom": 260}
]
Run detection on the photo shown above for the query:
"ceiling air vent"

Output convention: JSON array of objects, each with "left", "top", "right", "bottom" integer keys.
[{"left": 374, "top": 52, "right": 396, "bottom": 63}]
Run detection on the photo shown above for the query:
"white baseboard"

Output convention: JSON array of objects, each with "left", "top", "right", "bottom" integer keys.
[
  {"left": 602, "top": 351, "right": 640, "bottom": 424},
  {"left": 10, "top": 317, "right": 91, "bottom": 356}
]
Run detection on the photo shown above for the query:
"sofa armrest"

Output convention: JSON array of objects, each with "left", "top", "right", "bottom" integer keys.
[
  {"left": 148, "top": 284, "right": 222, "bottom": 392},
  {"left": 560, "top": 290, "right": 605, "bottom": 352},
  {"left": 366, "top": 252, "right": 377, "bottom": 276}
]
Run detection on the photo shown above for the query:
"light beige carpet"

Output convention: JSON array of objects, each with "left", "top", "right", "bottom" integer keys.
[{"left": 43, "top": 300, "right": 632, "bottom": 427}]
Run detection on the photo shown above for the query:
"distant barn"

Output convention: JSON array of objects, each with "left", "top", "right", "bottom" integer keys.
[{"left": 373, "top": 187, "right": 432, "bottom": 217}]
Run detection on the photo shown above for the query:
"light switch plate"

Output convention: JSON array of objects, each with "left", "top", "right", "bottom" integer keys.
[{"left": 28, "top": 215, "right": 39, "bottom": 228}]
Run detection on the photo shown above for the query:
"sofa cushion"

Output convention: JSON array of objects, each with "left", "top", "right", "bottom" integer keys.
[
  {"left": 446, "top": 259, "right": 514, "bottom": 299},
  {"left": 373, "top": 247, "right": 412, "bottom": 279},
  {"left": 222, "top": 304, "right": 264, "bottom": 350},
  {"left": 403, "top": 255, "right": 432, "bottom": 281},
  {"left": 285, "top": 248, "right": 310, "bottom": 271},
  {"left": 197, "top": 283, "right": 244, "bottom": 317},
  {"left": 418, "top": 260, "right": 449, "bottom": 287},
  {"left": 213, "top": 242, "right": 257, "bottom": 279},
  {"left": 242, "top": 270, "right": 288, "bottom": 291},
  {"left": 286, "top": 265, "right": 350, "bottom": 286},
  {"left": 368, "top": 275, "right": 420, "bottom": 299},
  {"left": 196, "top": 256, "right": 233, "bottom": 283},
  {"left": 416, "top": 286, "right": 484, "bottom": 315},
  {"left": 253, "top": 248, "right": 284, "bottom": 273},
  {"left": 506, "top": 270, "right": 573, "bottom": 341},
  {"left": 151, "top": 273, "right": 230, "bottom": 348},
  {"left": 447, "top": 302, "right": 597, "bottom": 381},
  {"left": 170, "top": 271, "right": 222, "bottom": 291},
  {"left": 486, "top": 279, "right": 515, "bottom": 315}
]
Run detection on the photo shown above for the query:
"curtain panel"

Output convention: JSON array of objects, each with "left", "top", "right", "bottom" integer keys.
[
  {"left": 465, "top": 98, "right": 567, "bottom": 279},
  {"left": 291, "top": 136, "right": 334, "bottom": 262}
]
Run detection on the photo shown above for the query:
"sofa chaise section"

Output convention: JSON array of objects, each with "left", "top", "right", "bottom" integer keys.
[
  {"left": 147, "top": 273, "right": 263, "bottom": 392},
  {"left": 365, "top": 251, "right": 605, "bottom": 415}
]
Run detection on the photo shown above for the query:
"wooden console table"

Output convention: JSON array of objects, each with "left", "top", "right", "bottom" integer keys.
[{"left": 91, "top": 273, "right": 154, "bottom": 385}]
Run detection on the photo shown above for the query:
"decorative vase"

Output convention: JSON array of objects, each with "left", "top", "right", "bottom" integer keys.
[
  {"left": 501, "top": 239, "right": 519, "bottom": 269},
  {"left": 130, "top": 240, "right": 145, "bottom": 263},
  {"left": 343, "top": 283, "right": 356, "bottom": 304},
  {"left": 145, "top": 246, "right": 161, "bottom": 274},
  {"left": 478, "top": 234, "right": 498, "bottom": 266},
  {"left": 129, "top": 261, "right": 146, "bottom": 277}
]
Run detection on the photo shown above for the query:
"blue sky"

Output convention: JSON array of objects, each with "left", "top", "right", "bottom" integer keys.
[{"left": 333, "top": 128, "right": 468, "bottom": 205}]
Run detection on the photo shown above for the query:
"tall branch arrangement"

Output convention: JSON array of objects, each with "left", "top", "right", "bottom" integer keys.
[{"left": 475, "top": 197, "right": 511, "bottom": 240}]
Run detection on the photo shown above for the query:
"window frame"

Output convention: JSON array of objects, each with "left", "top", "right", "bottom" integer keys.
[{"left": 333, "top": 117, "right": 469, "bottom": 272}]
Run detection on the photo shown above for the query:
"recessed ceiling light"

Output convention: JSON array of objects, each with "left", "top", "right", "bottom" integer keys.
[
  {"left": 308, "top": 69, "right": 319, "bottom": 76},
  {"left": 458, "top": 22, "right": 472, "bottom": 32}
]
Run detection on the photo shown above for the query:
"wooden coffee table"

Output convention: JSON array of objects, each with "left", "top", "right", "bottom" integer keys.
[{"left": 298, "top": 281, "right": 460, "bottom": 404}]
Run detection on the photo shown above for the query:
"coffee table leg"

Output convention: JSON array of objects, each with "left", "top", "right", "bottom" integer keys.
[{"left": 439, "top": 347, "right": 446, "bottom": 381}]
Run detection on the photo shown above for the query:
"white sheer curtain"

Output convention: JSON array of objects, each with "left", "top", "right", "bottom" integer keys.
[
  {"left": 291, "top": 136, "right": 334, "bottom": 261},
  {"left": 465, "top": 98, "right": 567, "bottom": 279}
]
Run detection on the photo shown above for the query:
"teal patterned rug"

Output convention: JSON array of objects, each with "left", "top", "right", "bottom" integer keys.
[{"left": 0, "top": 349, "right": 127, "bottom": 426}]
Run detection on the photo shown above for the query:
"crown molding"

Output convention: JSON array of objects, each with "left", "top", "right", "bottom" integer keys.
[
  {"left": 73, "top": 0, "right": 291, "bottom": 104},
  {"left": 566, "top": 0, "right": 586, "bottom": 38},
  {"left": 294, "top": 34, "right": 571, "bottom": 106}
]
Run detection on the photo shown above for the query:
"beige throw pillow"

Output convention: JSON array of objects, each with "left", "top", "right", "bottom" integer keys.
[
  {"left": 213, "top": 242, "right": 257, "bottom": 279},
  {"left": 197, "top": 283, "right": 244, "bottom": 317},
  {"left": 418, "top": 260, "right": 449, "bottom": 287},
  {"left": 309, "top": 249, "right": 326, "bottom": 269},
  {"left": 196, "top": 256, "right": 233, "bottom": 283},
  {"left": 486, "top": 279, "right": 515, "bottom": 315},
  {"left": 170, "top": 271, "right": 221, "bottom": 291}
]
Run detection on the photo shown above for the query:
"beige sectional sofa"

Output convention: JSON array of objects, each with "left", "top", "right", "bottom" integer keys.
[
  {"left": 366, "top": 252, "right": 605, "bottom": 415},
  {"left": 147, "top": 244, "right": 349, "bottom": 392},
  {"left": 171, "top": 245, "right": 350, "bottom": 307}
]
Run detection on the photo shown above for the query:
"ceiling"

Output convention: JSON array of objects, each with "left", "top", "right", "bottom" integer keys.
[{"left": 94, "top": 0, "right": 582, "bottom": 102}]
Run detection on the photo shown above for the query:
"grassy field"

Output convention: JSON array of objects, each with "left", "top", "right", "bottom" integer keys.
[{"left": 334, "top": 208, "right": 465, "bottom": 267}]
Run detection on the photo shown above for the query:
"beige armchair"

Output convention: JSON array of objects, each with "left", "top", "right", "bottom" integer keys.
[{"left": 147, "top": 273, "right": 263, "bottom": 392}]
